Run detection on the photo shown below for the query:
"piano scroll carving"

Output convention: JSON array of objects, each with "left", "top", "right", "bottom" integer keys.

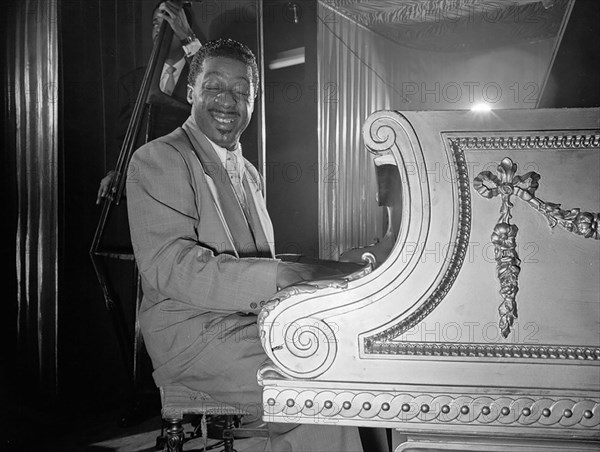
[
  {"left": 364, "top": 132, "right": 472, "bottom": 352},
  {"left": 474, "top": 157, "right": 600, "bottom": 337},
  {"left": 260, "top": 260, "right": 374, "bottom": 379}
]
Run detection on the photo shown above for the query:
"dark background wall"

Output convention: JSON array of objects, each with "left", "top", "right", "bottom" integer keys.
[
  {"left": 538, "top": 0, "right": 600, "bottom": 107},
  {"left": 59, "top": 0, "right": 148, "bottom": 412},
  {"left": 264, "top": 0, "right": 320, "bottom": 257}
]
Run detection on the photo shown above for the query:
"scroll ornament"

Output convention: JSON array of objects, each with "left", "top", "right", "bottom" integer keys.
[
  {"left": 473, "top": 158, "right": 599, "bottom": 338},
  {"left": 259, "top": 259, "right": 374, "bottom": 378}
]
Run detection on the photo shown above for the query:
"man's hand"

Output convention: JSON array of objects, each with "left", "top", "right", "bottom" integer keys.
[
  {"left": 276, "top": 260, "right": 364, "bottom": 291},
  {"left": 96, "top": 170, "right": 116, "bottom": 205},
  {"left": 156, "top": 1, "right": 194, "bottom": 42}
]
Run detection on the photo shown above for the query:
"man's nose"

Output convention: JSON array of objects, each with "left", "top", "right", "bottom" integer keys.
[{"left": 215, "top": 90, "right": 236, "bottom": 106}]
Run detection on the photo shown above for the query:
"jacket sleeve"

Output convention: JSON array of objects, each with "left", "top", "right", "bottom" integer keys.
[{"left": 126, "top": 141, "right": 279, "bottom": 315}]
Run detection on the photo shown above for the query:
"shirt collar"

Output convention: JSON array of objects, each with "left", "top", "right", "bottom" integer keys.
[
  {"left": 185, "top": 116, "right": 244, "bottom": 176},
  {"left": 164, "top": 57, "right": 186, "bottom": 75}
]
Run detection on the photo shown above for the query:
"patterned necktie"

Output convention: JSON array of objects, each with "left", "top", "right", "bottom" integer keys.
[
  {"left": 162, "top": 65, "right": 176, "bottom": 96},
  {"left": 225, "top": 152, "right": 247, "bottom": 211}
]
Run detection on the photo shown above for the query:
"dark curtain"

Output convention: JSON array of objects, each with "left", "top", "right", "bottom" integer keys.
[
  {"left": 2, "top": 3, "right": 19, "bottom": 409},
  {"left": 5, "top": 0, "right": 59, "bottom": 404},
  {"left": 4, "top": 0, "right": 154, "bottom": 414},
  {"left": 58, "top": 0, "right": 150, "bottom": 409}
]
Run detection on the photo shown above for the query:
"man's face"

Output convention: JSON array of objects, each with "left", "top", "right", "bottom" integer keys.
[{"left": 187, "top": 56, "right": 255, "bottom": 151}]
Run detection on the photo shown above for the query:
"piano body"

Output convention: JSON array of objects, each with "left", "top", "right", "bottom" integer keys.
[{"left": 258, "top": 107, "right": 600, "bottom": 451}]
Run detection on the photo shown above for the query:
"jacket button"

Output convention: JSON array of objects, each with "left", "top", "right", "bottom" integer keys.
[{"left": 250, "top": 302, "right": 258, "bottom": 309}]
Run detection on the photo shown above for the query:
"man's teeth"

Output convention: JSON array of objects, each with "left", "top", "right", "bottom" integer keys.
[{"left": 213, "top": 112, "right": 235, "bottom": 124}]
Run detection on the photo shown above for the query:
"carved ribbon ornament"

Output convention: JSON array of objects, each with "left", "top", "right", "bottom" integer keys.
[{"left": 473, "top": 158, "right": 599, "bottom": 338}]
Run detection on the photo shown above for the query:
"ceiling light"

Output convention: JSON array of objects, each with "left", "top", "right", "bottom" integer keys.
[{"left": 471, "top": 103, "right": 492, "bottom": 112}]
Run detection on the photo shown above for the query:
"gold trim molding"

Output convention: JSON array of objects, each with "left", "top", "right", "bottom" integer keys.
[
  {"left": 367, "top": 341, "right": 600, "bottom": 361},
  {"left": 450, "top": 133, "right": 600, "bottom": 151},
  {"left": 263, "top": 387, "right": 599, "bottom": 430}
]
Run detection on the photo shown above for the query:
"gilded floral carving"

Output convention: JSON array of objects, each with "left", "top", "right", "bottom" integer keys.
[{"left": 474, "top": 157, "right": 599, "bottom": 338}]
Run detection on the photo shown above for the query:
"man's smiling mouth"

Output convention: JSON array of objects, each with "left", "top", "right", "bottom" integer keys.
[{"left": 211, "top": 110, "right": 237, "bottom": 125}]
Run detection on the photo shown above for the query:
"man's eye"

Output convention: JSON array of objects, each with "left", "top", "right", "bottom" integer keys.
[
  {"left": 204, "top": 84, "right": 221, "bottom": 93},
  {"left": 234, "top": 90, "right": 250, "bottom": 98}
]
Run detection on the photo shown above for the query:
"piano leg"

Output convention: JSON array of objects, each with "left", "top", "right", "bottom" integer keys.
[{"left": 359, "top": 427, "right": 391, "bottom": 452}]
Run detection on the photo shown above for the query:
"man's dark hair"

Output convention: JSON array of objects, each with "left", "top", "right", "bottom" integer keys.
[{"left": 188, "top": 38, "right": 259, "bottom": 95}]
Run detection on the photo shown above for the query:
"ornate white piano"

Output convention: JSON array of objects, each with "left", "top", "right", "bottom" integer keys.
[{"left": 258, "top": 108, "right": 599, "bottom": 451}]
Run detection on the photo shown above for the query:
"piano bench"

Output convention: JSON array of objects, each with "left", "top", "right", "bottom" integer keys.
[{"left": 157, "top": 384, "right": 269, "bottom": 452}]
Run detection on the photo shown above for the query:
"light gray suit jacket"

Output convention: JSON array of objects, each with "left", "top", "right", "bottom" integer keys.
[{"left": 126, "top": 117, "right": 279, "bottom": 405}]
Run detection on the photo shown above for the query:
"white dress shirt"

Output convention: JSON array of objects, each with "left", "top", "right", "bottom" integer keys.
[
  {"left": 206, "top": 137, "right": 247, "bottom": 206},
  {"left": 159, "top": 57, "right": 186, "bottom": 96}
]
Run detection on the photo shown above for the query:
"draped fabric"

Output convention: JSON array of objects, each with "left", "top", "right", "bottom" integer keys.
[
  {"left": 8, "top": 0, "right": 59, "bottom": 396},
  {"left": 317, "top": 2, "right": 390, "bottom": 260},
  {"left": 7, "top": 0, "right": 149, "bottom": 403},
  {"left": 322, "top": 0, "right": 571, "bottom": 53},
  {"left": 316, "top": 1, "right": 563, "bottom": 260}
]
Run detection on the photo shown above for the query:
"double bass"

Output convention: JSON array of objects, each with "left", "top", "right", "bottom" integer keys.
[{"left": 89, "top": 0, "right": 194, "bottom": 420}]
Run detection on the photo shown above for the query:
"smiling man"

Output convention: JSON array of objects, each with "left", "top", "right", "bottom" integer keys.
[
  {"left": 187, "top": 53, "right": 254, "bottom": 149},
  {"left": 126, "top": 39, "right": 364, "bottom": 451}
]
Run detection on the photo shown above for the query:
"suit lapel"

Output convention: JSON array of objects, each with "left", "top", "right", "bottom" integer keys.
[
  {"left": 243, "top": 165, "right": 276, "bottom": 258},
  {"left": 182, "top": 121, "right": 259, "bottom": 256}
]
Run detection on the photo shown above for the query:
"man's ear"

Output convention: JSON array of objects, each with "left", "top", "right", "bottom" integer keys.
[{"left": 186, "top": 84, "right": 194, "bottom": 104}]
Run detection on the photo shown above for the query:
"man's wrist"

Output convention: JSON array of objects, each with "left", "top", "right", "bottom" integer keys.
[
  {"left": 181, "top": 36, "right": 202, "bottom": 58},
  {"left": 180, "top": 33, "right": 196, "bottom": 46}
]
